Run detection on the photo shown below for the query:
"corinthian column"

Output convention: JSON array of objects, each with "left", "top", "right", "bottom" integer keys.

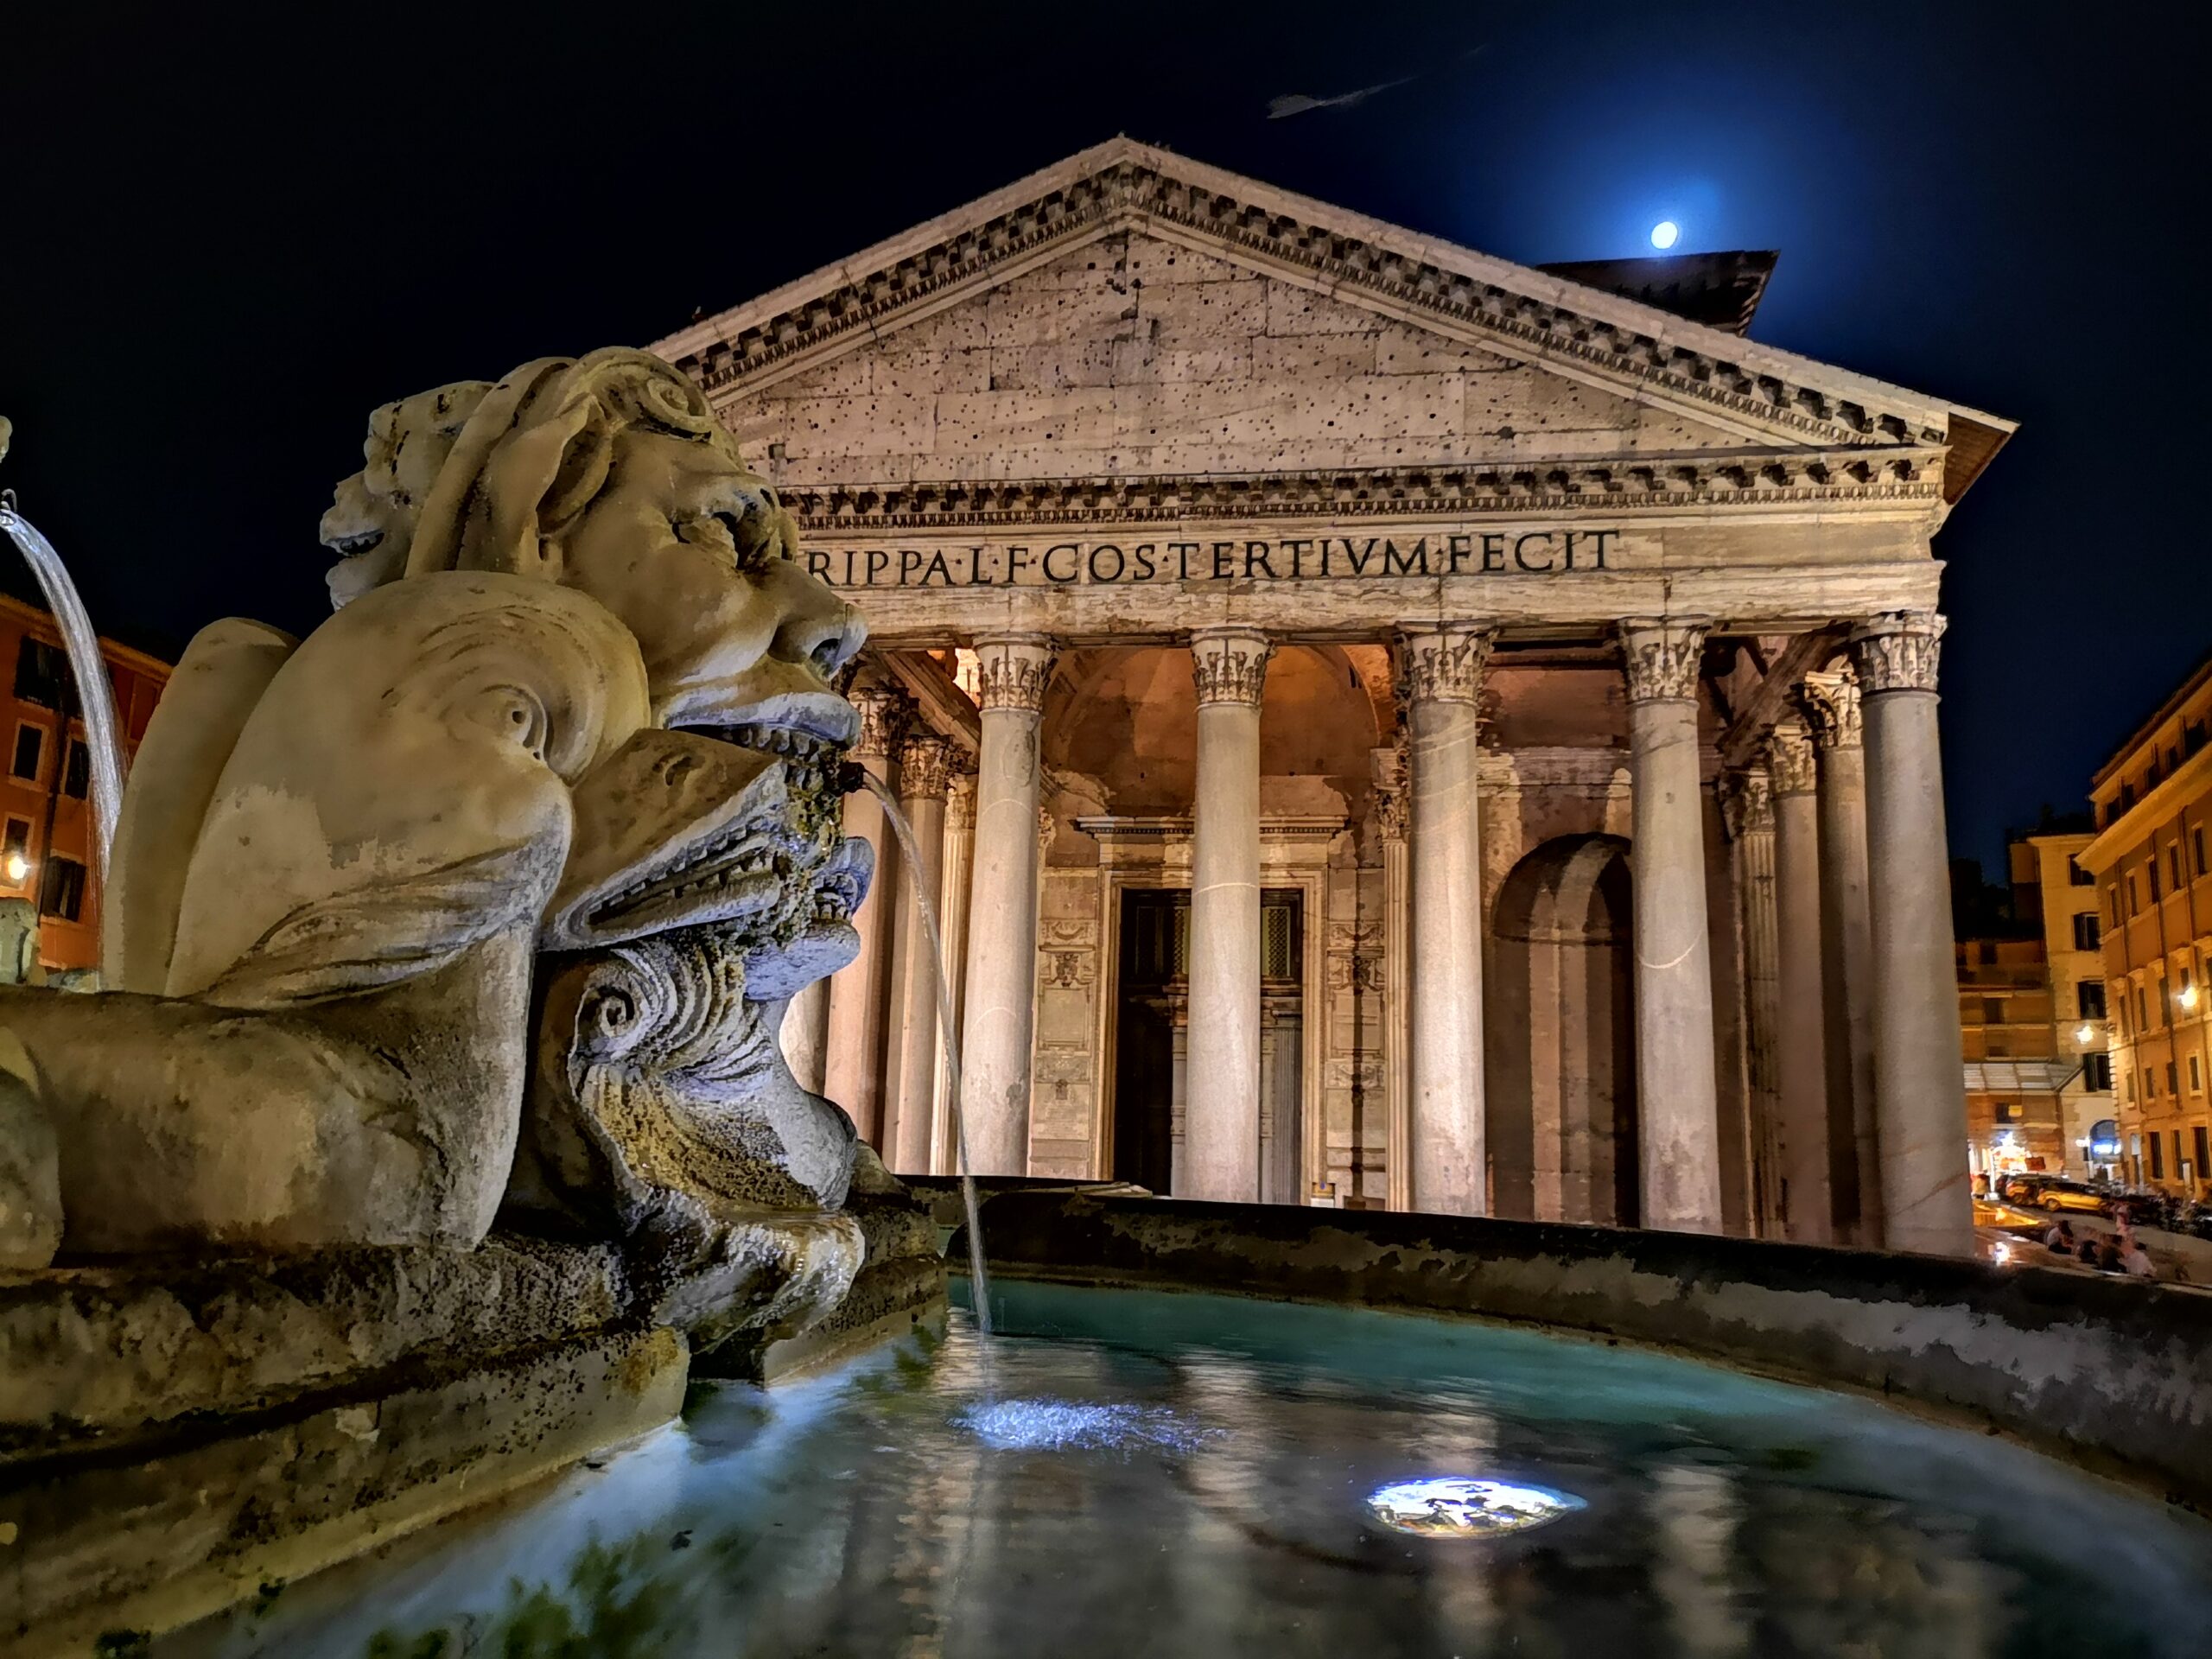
[
  {"left": 931, "top": 764, "right": 977, "bottom": 1175},
  {"left": 960, "top": 636, "right": 1056, "bottom": 1176},
  {"left": 823, "top": 683, "right": 909, "bottom": 1148},
  {"left": 885, "top": 734, "right": 953, "bottom": 1176},
  {"left": 1720, "top": 766, "right": 1781, "bottom": 1235},
  {"left": 1398, "top": 625, "right": 1494, "bottom": 1216},
  {"left": 1848, "top": 612, "right": 1970, "bottom": 1255},
  {"left": 1618, "top": 618, "right": 1723, "bottom": 1233},
  {"left": 1767, "top": 720, "right": 1832, "bottom": 1243},
  {"left": 1796, "top": 668, "right": 1880, "bottom": 1244},
  {"left": 1181, "top": 627, "right": 1272, "bottom": 1202}
]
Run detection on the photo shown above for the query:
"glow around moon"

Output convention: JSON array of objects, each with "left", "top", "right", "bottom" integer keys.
[{"left": 1367, "top": 1476, "right": 1586, "bottom": 1538}]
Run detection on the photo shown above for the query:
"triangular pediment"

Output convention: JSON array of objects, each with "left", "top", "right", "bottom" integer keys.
[{"left": 654, "top": 137, "right": 2013, "bottom": 504}]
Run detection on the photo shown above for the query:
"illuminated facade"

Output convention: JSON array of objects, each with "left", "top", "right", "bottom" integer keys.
[
  {"left": 0, "top": 593, "right": 168, "bottom": 971},
  {"left": 653, "top": 139, "right": 2015, "bottom": 1251},
  {"left": 2081, "top": 657, "right": 2212, "bottom": 1197}
]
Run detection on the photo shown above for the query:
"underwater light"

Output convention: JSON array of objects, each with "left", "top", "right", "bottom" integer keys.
[
  {"left": 1366, "top": 1476, "right": 1585, "bottom": 1539},
  {"left": 956, "top": 1398, "right": 1211, "bottom": 1455}
]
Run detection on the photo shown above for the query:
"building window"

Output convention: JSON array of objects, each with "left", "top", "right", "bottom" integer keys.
[
  {"left": 2149, "top": 859, "right": 2162, "bottom": 904},
  {"left": 2175, "top": 1130, "right": 2187, "bottom": 1182},
  {"left": 0, "top": 818, "right": 27, "bottom": 887},
  {"left": 2074, "top": 912, "right": 2101, "bottom": 951},
  {"left": 37, "top": 854, "right": 85, "bottom": 923},
  {"left": 2123, "top": 1070, "right": 2134, "bottom": 1102},
  {"left": 10, "top": 639, "right": 63, "bottom": 709},
  {"left": 9, "top": 723, "right": 44, "bottom": 784},
  {"left": 2109, "top": 884, "right": 2122, "bottom": 925},
  {"left": 2077, "top": 981, "right": 2107, "bottom": 1020},
  {"left": 2084, "top": 1052, "right": 2113, "bottom": 1092},
  {"left": 2172, "top": 844, "right": 2185, "bottom": 891},
  {"left": 2138, "top": 985, "right": 2152, "bottom": 1030},
  {"left": 1993, "top": 1101, "right": 2022, "bottom": 1123},
  {"left": 2069, "top": 855, "right": 2094, "bottom": 887},
  {"left": 2169, "top": 1061, "right": 2182, "bottom": 1096},
  {"left": 60, "top": 739, "right": 89, "bottom": 801},
  {"left": 2191, "top": 1055, "right": 2203, "bottom": 1094},
  {"left": 2197, "top": 826, "right": 2208, "bottom": 877},
  {"left": 1986, "top": 1031, "right": 2011, "bottom": 1058},
  {"left": 2151, "top": 1133, "right": 2166, "bottom": 1180},
  {"left": 2145, "top": 1066, "right": 2158, "bottom": 1100},
  {"left": 2129, "top": 871, "right": 2142, "bottom": 914},
  {"left": 2197, "top": 1127, "right": 2210, "bottom": 1177},
  {"left": 1980, "top": 996, "right": 2004, "bottom": 1026}
]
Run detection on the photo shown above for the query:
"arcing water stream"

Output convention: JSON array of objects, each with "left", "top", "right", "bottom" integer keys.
[{"left": 858, "top": 772, "right": 995, "bottom": 1338}]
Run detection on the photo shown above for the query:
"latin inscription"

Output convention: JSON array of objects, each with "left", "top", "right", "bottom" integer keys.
[{"left": 808, "top": 531, "right": 1620, "bottom": 589}]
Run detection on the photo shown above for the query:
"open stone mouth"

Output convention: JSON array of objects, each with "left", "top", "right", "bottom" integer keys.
[
  {"left": 588, "top": 817, "right": 787, "bottom": 928},
  {"left": 324, "top": 527, "right": 385, "bottom": 559},
  {"left": 681, "top": 719, "right": 844, "bottom": 801}
]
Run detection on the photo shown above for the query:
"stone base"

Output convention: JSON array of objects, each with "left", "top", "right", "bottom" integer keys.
[{"left": 2, "top": 1326, "right": 686, "bottom": 1657}]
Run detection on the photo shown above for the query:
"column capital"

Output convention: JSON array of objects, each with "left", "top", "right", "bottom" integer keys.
[
  {"left": 1792, "top": 667, "right": 1863, "bottom": 751},
  {"left": 1766, "top": 721, "right": 1818, "bottom": 796},
  {"left": 1719, "top": 766, "right": 1776, "bottom": 841},
  {"left": 894, "top": 733, "right": 955, "bottom": 799},
  {"left": 850, "top": 684, "right": 913, "bottom": 759},
  {"left": 971, "top": 634, "right": 1058, "bottom": 713},
  {"left": 1394, "top": 624, "right": 1496, "bottom": 706},
  {"left": 1190, "top": 626, "right": 1273, "bottom": 707},
  {"left": 1617, "top": 616, "right": 1713, "bottom": 703},
  {"left": 1847, "top": 611, "right": 1944, "bottom": 694},
  {"left": 944, "top": 762, "right": 978, "bottom": 828}
]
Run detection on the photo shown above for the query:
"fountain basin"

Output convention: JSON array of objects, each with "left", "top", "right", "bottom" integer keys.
[{"left": 144, "top": 1274, "right": 2212, "bottom": 1658}]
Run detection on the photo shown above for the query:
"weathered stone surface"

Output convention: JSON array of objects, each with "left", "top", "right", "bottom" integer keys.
[
  {"left": 0, "top": 1326, "right": 686, "bottom": 1658},
  {"left": 963, "top": 1189, "right": 2212, "bottom": 1512},
  {"left": 0, "top": 1042, "right": 59, "bottom": 1270}
]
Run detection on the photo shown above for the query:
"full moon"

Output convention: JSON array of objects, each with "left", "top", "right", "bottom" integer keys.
[{"left": 1650, "top": 220, "right": 1680, "bottom": 250}]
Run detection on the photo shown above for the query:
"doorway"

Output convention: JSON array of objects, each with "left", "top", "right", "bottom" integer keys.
[{"left": 1110, "top": 887, "right": 1305, "bottom": 1198}]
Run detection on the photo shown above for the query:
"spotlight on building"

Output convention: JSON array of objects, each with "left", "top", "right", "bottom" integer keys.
[
  {"left": 1649, "top": 220, "right": 1681, "bottom": 250},
  {"left": 3, "top": 853, "right": 26, "bottom": 883},
  {"left": 1366, "top": 1476, "right": 1585, "bottom": 1539},
  {"left": 2076, "top": 1023, "right": 2096, "bottom": 1045}
]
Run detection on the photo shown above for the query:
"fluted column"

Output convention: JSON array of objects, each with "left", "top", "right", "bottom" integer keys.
[
  {"left": 931, "top": 764, "right": 977, "bottom": 1175},
  {"left": 1399, "top": 625, "right": 1494, "bottom": 1215},
  {"left": 1618, "top": 618, "right": 1723, "bottom": 1233},
  {"left": 1180, "top": 627, "right": 1272, "bottom": 1202},
  {"left": 1374, "top": 742, "right": 1413, "bottom": 1211},
  {"left": 823, "top": 684, "right": 909, "bottom": 1148},
  {"left": 1848, "top": 611, "right": 1970, "bottom": 1255},
  {"left": 960, "top": 636, "right": 1057, "bottom": 1176},
  {"left": 885, "top": 734, "right": 953, "bottom": 1175},
  {"left": 1797, "top": 668, "right": 1881, "bottom": 1244},
  {"left": 1721, "top": 767, "right": 1782, "bottom": 1235},
  {"left": 1767, "top": 720, "right": 1832, "bottom": 1243}
]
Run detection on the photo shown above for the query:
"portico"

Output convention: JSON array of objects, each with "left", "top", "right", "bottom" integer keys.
[{"left": 652, "top": 137, "right": 2012, "bottom": 1252}]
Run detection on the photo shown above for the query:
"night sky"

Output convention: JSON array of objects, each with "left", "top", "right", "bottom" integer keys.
[{"left": 7, "top": 2, "right": 2204, "bottom": 866}]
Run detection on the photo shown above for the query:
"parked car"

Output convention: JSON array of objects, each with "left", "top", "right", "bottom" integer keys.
[{"left": 2023, "top": 1178, "right": 2109, "bottom": 1215}]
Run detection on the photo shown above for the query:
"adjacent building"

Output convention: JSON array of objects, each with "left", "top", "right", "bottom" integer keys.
[
  {"left": 654, "top": 137, "right": 2016, "bottom": 1253},
  {"left": 0, "top": 593, "right": 169, "bottom": 971},
  {"left": 1956, "top": 830, "right": 2110, "bottom": 1187},
  {"left": 2081, "top": 655, "right": 2212, "bottom": 1198}
]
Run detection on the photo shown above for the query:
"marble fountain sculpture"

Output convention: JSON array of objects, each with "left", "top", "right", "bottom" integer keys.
[{"left": 0, "top": 352, "right": 943, "bottom": 1649}]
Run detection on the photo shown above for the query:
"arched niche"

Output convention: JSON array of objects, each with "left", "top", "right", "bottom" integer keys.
[{"left": 1485, "top": 833, "right": 1638, "bottom": 1226}]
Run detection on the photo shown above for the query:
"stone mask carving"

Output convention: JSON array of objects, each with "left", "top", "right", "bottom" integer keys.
[{"left": 0, "top": 349, "right": 876, "bottom": 1267}]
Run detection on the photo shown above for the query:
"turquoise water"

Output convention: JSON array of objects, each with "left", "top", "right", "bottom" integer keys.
[{"left": 164, "top": 1281, "right": 2212, "bottom": 1658}]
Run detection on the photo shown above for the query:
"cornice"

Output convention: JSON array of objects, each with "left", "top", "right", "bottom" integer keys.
[
  {"left": 780, "top": 449, "right": 1945, "bottom": 531},
  {"left": 671, "top": 153, "right": 1966, "bottom": 452}
]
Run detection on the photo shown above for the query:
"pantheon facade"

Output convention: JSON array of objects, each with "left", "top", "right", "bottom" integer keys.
[{"left": 652, "top": 138, "right": 2012, "bottom": 1255}]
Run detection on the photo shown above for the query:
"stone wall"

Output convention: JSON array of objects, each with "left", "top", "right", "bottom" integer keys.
[{"left": 961, "top": 1188, "right": 2212, "bottom": 1513}]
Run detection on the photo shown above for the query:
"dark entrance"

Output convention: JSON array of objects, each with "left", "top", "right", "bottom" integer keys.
[{"left": 1111, "top": 887, "right": 1304, "bottom": 1198}]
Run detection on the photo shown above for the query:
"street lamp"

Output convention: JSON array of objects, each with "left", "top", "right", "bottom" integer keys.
[
  {"left": 2182, "top": 983, "right": 2200, "bottom": 1011},
  {"left": 2076, "top": 1022, "right": 2097, "bottom": 1045},
  {"left": 3, "top": 853, "right": 26, "bottom": 884}
]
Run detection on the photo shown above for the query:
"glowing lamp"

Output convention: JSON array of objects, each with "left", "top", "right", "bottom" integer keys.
[
  {"left": 3, "top": 853, "right": 26, "bottom": 883},
  {"left": 1649, "top": 220, "right": 1681, "bottom": 250},
  {"left": 1367, "top": 1476, "right": 1585, "bottom": 1539},
  {"left": 2076, "top": 1023, "right": 2096, "bottom": 1045},
  {"left": 2182, "top": 985, "right": 2199, "bottom": 1010}
]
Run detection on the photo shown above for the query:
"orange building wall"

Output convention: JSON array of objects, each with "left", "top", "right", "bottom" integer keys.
[{"left": 0, "top": 593, "right": 171, "bottom": 972}]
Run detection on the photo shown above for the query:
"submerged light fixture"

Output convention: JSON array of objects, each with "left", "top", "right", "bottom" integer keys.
[
  {"left": 956, "top": 1397, "right": 1211, "bottom": 1455},
  {"left": 1367, "top": 1476, "right": 1586, "bottom": 1539}
]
